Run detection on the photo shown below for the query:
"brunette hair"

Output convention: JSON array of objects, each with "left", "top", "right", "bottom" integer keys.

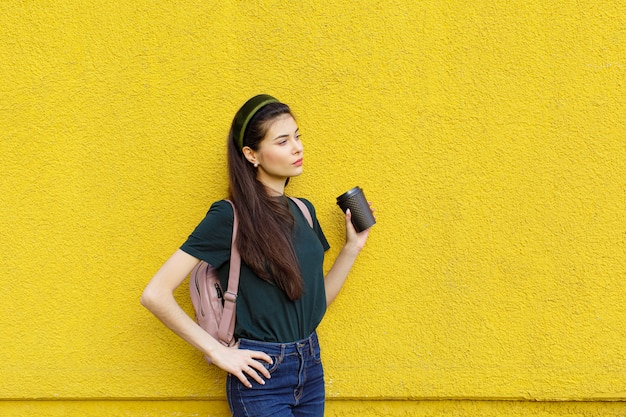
[{"left": 227, "top": 101, "right": 304, "bottom": 301}]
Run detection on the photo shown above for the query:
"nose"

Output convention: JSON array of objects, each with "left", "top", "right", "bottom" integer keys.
[{"left": 292, "top": 138, "right": 303, "bottom": 154}]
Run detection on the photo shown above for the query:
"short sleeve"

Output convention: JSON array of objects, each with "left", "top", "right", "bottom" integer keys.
[{"left": 180, "top": 200, "right": 234, "bottom": 268}]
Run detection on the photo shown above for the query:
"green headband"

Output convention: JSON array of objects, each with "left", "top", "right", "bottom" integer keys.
[{"left": 233, "top": 94, "right": 279, "bottom": 151}]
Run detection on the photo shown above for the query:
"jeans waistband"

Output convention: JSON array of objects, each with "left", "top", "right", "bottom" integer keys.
[{"left": 237, "top": 331, "right": 318, "bottom": 357}]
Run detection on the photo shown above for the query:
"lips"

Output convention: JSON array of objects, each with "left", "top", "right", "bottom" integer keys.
[{"left": 293, "top": 158, "right": 303, "bottom": 167}]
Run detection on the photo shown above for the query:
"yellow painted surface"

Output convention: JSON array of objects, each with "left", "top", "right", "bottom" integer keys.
[
  {"left": 1, "top": 401, "right": 626, "bottom": 417},
  {"left": 1, "top": 1, "right": 624, "bottom": 415}
]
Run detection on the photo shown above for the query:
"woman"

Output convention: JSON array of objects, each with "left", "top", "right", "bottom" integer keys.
[{"left": 141, "top": 94, "right": 373, "bottom": 416}]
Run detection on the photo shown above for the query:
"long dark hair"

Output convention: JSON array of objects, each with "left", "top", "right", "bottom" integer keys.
[{"left": 227, "top": 102, "right": 303, "bottom": 301}]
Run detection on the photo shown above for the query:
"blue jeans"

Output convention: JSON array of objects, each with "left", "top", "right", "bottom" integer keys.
[{"left": 227, "top": 332, "right": 325, "bottom": 417}]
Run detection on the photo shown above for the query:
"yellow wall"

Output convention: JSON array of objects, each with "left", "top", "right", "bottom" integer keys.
[{"left": 1, "top": 1, "right": 624, "bottom": 416}]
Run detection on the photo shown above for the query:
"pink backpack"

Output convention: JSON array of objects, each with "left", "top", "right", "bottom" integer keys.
[{"left": 189, "top": 198, "right": 313, "bottom": 363}]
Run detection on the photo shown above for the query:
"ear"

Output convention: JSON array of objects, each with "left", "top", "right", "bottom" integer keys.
[{"left": 241, "top": 146, "right": 257, "bottom": 165}]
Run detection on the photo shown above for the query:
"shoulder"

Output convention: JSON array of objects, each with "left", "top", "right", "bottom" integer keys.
[
  {"left": 192, "top": 199, "right": 234, "bottom": 230},
  {"left": 207, "top": 199, "right": 235, "bottom": 218},
  {"left": 180, "top": 199, "right": 234, "bottom": 264},
  {"left": 290, "top": 196, "right": 330, "bottom": 249},
  {"left": 290, "top": 197, "right": 318, "bottom": 217},
  {"left": 291, "top": 197, "right": 315, "bottom": 210}
]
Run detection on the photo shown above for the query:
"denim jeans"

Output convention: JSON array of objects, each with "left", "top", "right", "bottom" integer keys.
[{"left": 227, "top": 332, "right": 325, "bottom": 417}]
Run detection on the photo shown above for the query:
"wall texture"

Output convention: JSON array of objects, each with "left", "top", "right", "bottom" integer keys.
[{"left": 1, "top": 1, "right": 624, "bottom": 416}]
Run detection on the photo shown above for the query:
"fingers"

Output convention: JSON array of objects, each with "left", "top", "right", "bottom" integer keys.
[
  {"left": 345, "top": 209, "right": 356, "bottom": 230},
  {"left": 345, "top": 208, "right": 375, "bottom": 235},
  {"left": 344, "top": 207, "right": 373, "bottom": 252},
  {"left": 250, "top": 351, "right": 273, "bottom": 379},
  {"left": 368, "top": 201, "right": 376, "bottom": 220},
  {"left": 234, "top": 350, "right": 273, "bottom": 388},
  {"left": 345, "top": 203, "right": 376, "bottom": 225},
  {"left": 238, "top": 365, "right": 263, "bottom": 388}
]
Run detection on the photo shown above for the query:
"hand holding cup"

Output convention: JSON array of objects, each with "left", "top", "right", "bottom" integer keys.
[{"left": 336, "top": 186, "right": 376, "bottom": 232}]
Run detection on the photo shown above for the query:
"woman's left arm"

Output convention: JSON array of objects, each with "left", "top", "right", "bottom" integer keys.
[{"left": 324, "top": 206, "right": 374, "bottom": 306}]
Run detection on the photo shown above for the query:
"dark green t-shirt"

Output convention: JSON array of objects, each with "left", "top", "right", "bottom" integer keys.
[{"left": 180, "top": 197, "right": 330, "bottom": 343}]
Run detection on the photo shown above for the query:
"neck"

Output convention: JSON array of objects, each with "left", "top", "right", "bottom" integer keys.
[
  {"left": 265, "top": 185, "right": 285, "bottom": 196},
  {"left": 257, "top": 174, "right": 287, "bottom": 196}
]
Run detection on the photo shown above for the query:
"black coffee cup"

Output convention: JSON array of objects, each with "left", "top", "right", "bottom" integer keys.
[{"left": 336, "top": 186, "right": 376, "bottom": 232}]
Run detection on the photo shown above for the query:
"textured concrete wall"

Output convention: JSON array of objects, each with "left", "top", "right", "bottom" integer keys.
[{"left": 1, "top": 1, "right": 624, "bottom": 416}]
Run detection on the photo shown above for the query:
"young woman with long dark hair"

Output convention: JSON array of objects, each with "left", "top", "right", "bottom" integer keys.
[{"left": 141, "top": 94, "right": 374, "bottom": 416}]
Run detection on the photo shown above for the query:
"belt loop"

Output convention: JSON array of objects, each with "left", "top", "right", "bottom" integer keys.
[{"left": 308, "top": 333, "right": 314, "bottom": 355}]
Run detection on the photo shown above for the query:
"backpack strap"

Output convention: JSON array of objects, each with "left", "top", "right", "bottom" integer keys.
[
  {"left": 288, "top": 197, "right": 313, "bottom": 228},
  {"left": 217, "top": 199, "right": 239, "bottom": 345}
]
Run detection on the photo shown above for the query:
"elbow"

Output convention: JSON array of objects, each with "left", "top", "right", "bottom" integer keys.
[
  {"left": 140, "top": 285, "right": 158, "bottom": 310},
  {"left": 141, "top": 282, "right": 175, "bottom": 312}
]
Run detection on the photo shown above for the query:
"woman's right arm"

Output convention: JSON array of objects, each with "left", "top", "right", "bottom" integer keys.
[{"left": 140, "top": 249, "right": 272, "bottom": 387}]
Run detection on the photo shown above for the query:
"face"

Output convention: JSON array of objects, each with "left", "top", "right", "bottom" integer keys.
[{"left": 244, "top": 113, "right": 303, "bottom": 190}]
